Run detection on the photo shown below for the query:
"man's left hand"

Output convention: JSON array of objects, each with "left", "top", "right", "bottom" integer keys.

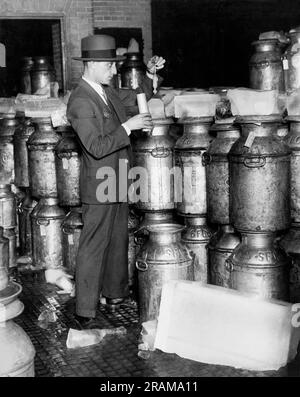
[{"left": 147, "top": 55, "right": 166, "bottom": 74}]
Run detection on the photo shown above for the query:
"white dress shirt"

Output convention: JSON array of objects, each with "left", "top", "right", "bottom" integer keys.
[{"left": 82, "top": 76, "right": 131, "bottom": 136}]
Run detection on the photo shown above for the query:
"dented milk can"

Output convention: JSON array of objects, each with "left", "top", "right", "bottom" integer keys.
[
  {"left": 136, "top": 223, "right": 194, "bottom": 322},
  {"left": 229, "top": 115, "right": 291, "bottom": 232},
  {"left": 27, "top": 117, "right": 61, "bottom": 199},
  {"left": 62, "top": 206, "right": 83, "bottom": 275},
  {"left": 204, "top": 121, "right": 240, "bottom": 225},
  {"left": 208, "top": 225, "right": 240, "bottom": 288},
  {"left": 181, "top": 217, "right": 214, "bottom": 283},
  {"left": 31, "top": 198, "right": 65, "bottom": 269},
  {"left": 226, "top": 232, "right": 290, "bottom": 301},
  {"left": 175, "top": 117, "right": 214, "bottom": 216}
]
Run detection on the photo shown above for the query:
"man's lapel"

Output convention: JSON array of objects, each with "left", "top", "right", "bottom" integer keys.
[
  {"left": 104, "top": 86, "right": 127, "bottom": 123},
  {"left": 79, "top": 79, "right": 112, "bottom": 118}
]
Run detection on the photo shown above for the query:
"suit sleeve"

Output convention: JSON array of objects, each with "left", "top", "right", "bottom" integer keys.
[{"left": 67, "top": 96, "right": 130, "bottom": 160}]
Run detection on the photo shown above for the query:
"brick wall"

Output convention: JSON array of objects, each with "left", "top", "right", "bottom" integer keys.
[
  {"left": 0, "top": 0, "right": 152, "bottom": 89},
  {"left": 92, "top": 0, "right": 152, "bottom": 62},
  {"left": 0, "top": 0, "right": 93, "bottom": 90},
  {"left": 52, "top": 22, "right": 63, "bottom": 89}
]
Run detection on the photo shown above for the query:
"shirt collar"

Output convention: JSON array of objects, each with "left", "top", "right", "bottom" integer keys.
[{"left": 82, "top": 76, "right": 108, "bottom": 104}]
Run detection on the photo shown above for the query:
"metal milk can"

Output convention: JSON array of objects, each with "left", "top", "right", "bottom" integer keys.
[
  {"left": 0, "top": 227, "right": 9, "bottom": 291},
  {"left": 31, "top": 197, "right": 65, "bottom": 269},
  {"left": 121, "top": 52, "right": 146, "bottom": 89},
  {"left": 136, "top": 223, "right": 194, "bottom": 322},
  {"left": 174, "top": 117, "right": 214, "bottom": 217},
  {"left": 277, "top": 122, "right": 289, "bottom": 141},
  {"left": 283, "top": 28, "right": 300, "bottom": 93},
  {"left": 229, "top": 115, "right": 291, "bottom": 233},
  {"left": 131, "top": 118, "right": 175, "bottom": 212},
  {"left": 3, "top": 228, "right": 16, "bottom": 269},
  {"left": 249, "top": 39, "right": 284, "bottom": 92},
  {"left": 18, "top": 188, "right": 38, "bottom": 258},
  {"left": 0, "top": 284, "right": 35, "bottom": 376},
  {"left": 0, "top": 113, "right": 19, "bottom": 185},
  {"left": 27, "top": 117, "right": 61, "bottom": 199},
  {"left": 208, "top": 225, "right": 240, "bottom": 288},
  {"left": 128, "top": 207, "right": 140, "bottom": 288},
  {"left": 0, "top": 184, "right": 16, "bottom": 229},
  {"left": 20, "top": 56, "right": 34, "bottom": 94},
  {"left": 62, "top": 206, "right": 83, "bottom": 275},
  {"left": 204, "top": 121, "right": 240, "bottom": 225},
  {"left": 134, "top": 211, "right": 177, "bottom": 250},
  {"left": 55, "top": 125, "right": 81, "bottom": 206},
  {"left": 30, "top": 56, "right": 55, "bottom": 95},
  {"left": 181, "top": 217, "right": 214, "bottom": 283},
  {"left": 227, "top": 232, "right": 290, "bottom": 301},
  {"left": 280, "top": 223, "right": 300, "bottom": 302},
  {"left": 13, "top": 117, "right": 35, "bottom": 188},
  {"left": 285, "top": 116, "right": 300, "bottom": 222}
]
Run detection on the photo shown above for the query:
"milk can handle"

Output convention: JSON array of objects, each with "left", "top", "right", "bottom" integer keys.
[
  {"left": 136, "top": 260, "right": 148, "bottom": 272},
  {"left": 151, "top": 147, "right": 170, "bottom": 158},
  {"left": 17, "top": 201, "right": 23, "bottom": 213},
  {"left": 37, "top": 218, "right": 50, "bottom": 226},
  {"left": 202, "top": 151, "right": 212, "bottom": 166},
  {"left": 189, "top": 251, "right": 196, "bottom": 268},
  {"left": 134, "top": 235, "right": 146, "bottom": 246},
  {"left": 56, "top": 152, "right": 72, "bottom": 160},
  {"left": 254, "top": 61, "right": 270, "bottom": 69},
  {"left": 62, "top": 225, "right": 70, "bottom": 234},
  {"left": 225, "top": 258, "right": 233, "bottom": 272},
  {"left": 243, "top": 156, "right": 266, "bottom": 168}
]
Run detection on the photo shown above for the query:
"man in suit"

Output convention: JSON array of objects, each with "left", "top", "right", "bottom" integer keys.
[{"left": 67, "top": 35, "right": 165, "bottom": 329}]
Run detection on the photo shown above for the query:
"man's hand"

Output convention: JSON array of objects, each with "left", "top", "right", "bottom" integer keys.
[
  {"left": 125, "top": 113, "right": 153, "bottom": 131},
  {"left": 147, "top": 55, "right": 166, "bottom": 74}
]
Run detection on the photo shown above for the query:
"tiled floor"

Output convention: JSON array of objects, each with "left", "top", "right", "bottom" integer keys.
[{"left": 9, "top": 269, "right": 300, "bottom": 377}]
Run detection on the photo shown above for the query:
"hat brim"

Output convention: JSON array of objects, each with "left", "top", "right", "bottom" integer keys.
[{"left": 72, "top": 55, "right": 126, "bottom": 62}]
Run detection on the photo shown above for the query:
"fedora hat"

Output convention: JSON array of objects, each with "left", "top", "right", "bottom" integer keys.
[{"left": 73, "top": 34, "right": 126, "bottom": 61}]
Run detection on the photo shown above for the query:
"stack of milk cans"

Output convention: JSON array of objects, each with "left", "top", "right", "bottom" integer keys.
[{"left": 0, "top": 108, "right": 83, "bottom": 275}]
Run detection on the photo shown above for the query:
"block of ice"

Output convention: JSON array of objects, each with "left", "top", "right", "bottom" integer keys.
[
  {"left": 287, "top": 88, "right": 300, "bottom": 116},
  {"left": 148, "top": 98, "right": 166, "bottom": 119},
  {"left": 227, "top": 88, "right": 279, "bottom": 116},
  {"left": 154, "top": 280, "right": 300, "bottom": 371},
  {"left": 174, "top": 93, "right": 219, "bottom": 118}
]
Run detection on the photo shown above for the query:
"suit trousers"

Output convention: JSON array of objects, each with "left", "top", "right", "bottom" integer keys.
[{"left": 75, "top": 202, "right": 129, "bottom": 318}]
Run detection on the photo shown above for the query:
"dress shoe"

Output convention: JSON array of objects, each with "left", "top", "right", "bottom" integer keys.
[
  {"left": 106, "top": 297, "right": 125, "bottom": 305},
  {"left": 105, "top": 296, "right": 137, "bottom": 310},
  {"left": 74, "top": 314, "right": 100, "bottom": 330}
]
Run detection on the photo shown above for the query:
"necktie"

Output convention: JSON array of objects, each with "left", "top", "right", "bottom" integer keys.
[{"left": 99, "top": 85, "right": 108, "bottom": 105}]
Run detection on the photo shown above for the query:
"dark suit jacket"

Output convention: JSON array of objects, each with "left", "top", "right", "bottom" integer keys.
[{"left": 67, "top": 77, "right": 154, "bottom": 204}]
